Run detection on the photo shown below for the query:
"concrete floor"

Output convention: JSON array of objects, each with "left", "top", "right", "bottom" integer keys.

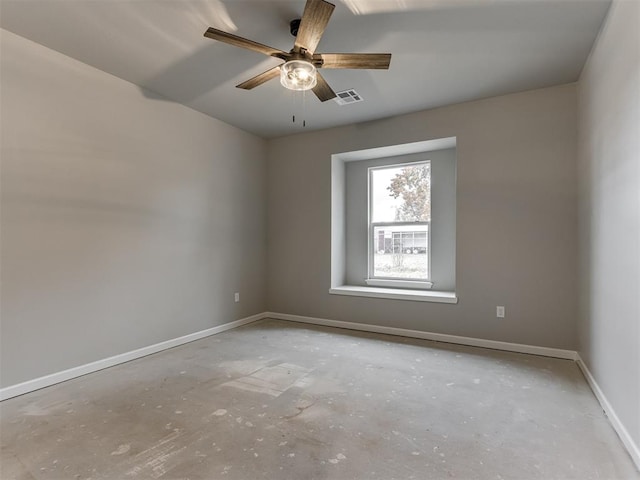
[{"left": 1, "top": 319, "right": 638, "bottom": 480}]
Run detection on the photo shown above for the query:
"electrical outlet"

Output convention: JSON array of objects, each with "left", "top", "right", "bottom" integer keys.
[
  {"left": 496, "top": 306, "right": 505, "bottom": 318},
  {"left": 234, "top": 292, "right": 240, "bottom": 303}
]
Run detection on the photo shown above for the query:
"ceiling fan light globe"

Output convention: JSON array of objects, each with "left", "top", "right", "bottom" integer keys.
[
  {"left": 280, "top": 60, "right": 317, "bottom": 91},
  {"left": 295, "top": 69, "right": 310, "bottom": 80}
]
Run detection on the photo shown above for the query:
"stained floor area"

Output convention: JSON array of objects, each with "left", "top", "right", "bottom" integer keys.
[{"left": 1, "top": 319, "right": 638, "bottom": 480}]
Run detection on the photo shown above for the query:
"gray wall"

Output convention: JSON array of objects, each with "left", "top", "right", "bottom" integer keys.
[
  {"left": 577, "top": 0, "right": 640, "bottom": 451},
  {"left": 267, "top": 84, "right": 578, "bottom": 349},
  {"left": 0, "top": 30, "right": 267, "bottom": 388}
]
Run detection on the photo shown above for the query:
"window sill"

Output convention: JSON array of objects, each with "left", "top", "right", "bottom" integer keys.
[
  {"left": 329, "top": 285, "right": 458, "bottom": 304},
  {"left": 365, "top": 278, "right": 434, "bottom": 289}
]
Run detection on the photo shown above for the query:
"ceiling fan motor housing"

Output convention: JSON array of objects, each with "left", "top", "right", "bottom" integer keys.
[{"left": 290, "top": 19, "right": 301, "bottom": 37}]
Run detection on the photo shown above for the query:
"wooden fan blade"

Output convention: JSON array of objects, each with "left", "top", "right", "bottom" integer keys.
[
  {"left": 204, "top": 27, "right": 288, "bottom": 59},
  {"left": 236, "top": 66, "right": 282, "bottom": 90},
  {"left": 294, "top": 0, "right": 336, "bottom": 55},
  {"left": 314, "top": 53, "right": 392, "bottom": 69},
  {"left": 312, "top": 72, "right": 337, "bottom": 102}
]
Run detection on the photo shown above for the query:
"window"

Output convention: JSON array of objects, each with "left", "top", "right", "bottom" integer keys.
[
  {"left": 367, "top": 162, "right": 432, "bottom": 288},
  {"left": 330, "top": 138, "right": 457, "bottom": 303}
]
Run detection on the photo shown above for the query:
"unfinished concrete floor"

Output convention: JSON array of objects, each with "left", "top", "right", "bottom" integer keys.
[{"left": 1, "top": 319, "right": 638, "bottom": 480}]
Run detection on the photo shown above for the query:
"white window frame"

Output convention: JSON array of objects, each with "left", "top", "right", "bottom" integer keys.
[{"left": 365, "top": 161, "right": 433, "bottom": 290}]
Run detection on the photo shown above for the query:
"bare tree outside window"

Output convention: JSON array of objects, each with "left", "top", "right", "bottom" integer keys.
[{"left": 388, "top": 163, "right": 431, "bottom": 222}]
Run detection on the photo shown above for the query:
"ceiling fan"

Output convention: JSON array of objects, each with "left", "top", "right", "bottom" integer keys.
[{"left": 203, "top": 0, "right": 392, "bottom": 102}]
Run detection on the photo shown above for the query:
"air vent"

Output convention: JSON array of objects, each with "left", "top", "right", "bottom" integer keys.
[{"left": 334, "top": 89, "right": 363, "bottom": 106}]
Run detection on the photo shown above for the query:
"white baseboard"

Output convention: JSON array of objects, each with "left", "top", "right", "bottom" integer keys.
[
  {"left": 576, "top": 354, "right": 640, "bottom": 470},
  {"left": 265, "top": 312, "right": 578, "bottom": 360},
  {"left": 0, "top": 312, "right": 575, "bottom": 403},
  {"left": 2, "top": 310, "right": 637, "bottom": 470},
  {"left": 0, "top": 313, "right": 264, "bottom": 401}
]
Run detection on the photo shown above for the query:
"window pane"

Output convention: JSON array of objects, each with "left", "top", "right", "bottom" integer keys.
[
  {"left": 371, "top": 163, "right": 431, "bottom": 223},
  {"left": 372, "top": 225, "right": 429, "bottom": 279}
]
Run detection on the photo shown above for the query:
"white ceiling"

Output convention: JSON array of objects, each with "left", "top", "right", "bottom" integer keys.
[{"left": 0, "top": 0, "right": 610, "bottom": 138}]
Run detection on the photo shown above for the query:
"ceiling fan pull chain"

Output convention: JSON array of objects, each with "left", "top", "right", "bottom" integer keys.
[
  {"left": 292, "top": 87, "right": 298, "bottom": 123},
  {"left": 303, "top": 90, "right": 307, "bottom": 128}
]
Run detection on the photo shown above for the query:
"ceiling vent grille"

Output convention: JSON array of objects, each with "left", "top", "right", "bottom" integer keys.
[{"left": 334, "top": 89, "right": 363, "bottom": 106}]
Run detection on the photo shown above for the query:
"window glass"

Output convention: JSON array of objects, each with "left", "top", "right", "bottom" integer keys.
[
  {"left": 372, "top": 225, "right": 429, "bottom": 279},
  {"left": 371, "top": 163, "right": 430, "bottom": 223},
  {"left": 370, "top": 162, "right": 431, "bottom": 281}
]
